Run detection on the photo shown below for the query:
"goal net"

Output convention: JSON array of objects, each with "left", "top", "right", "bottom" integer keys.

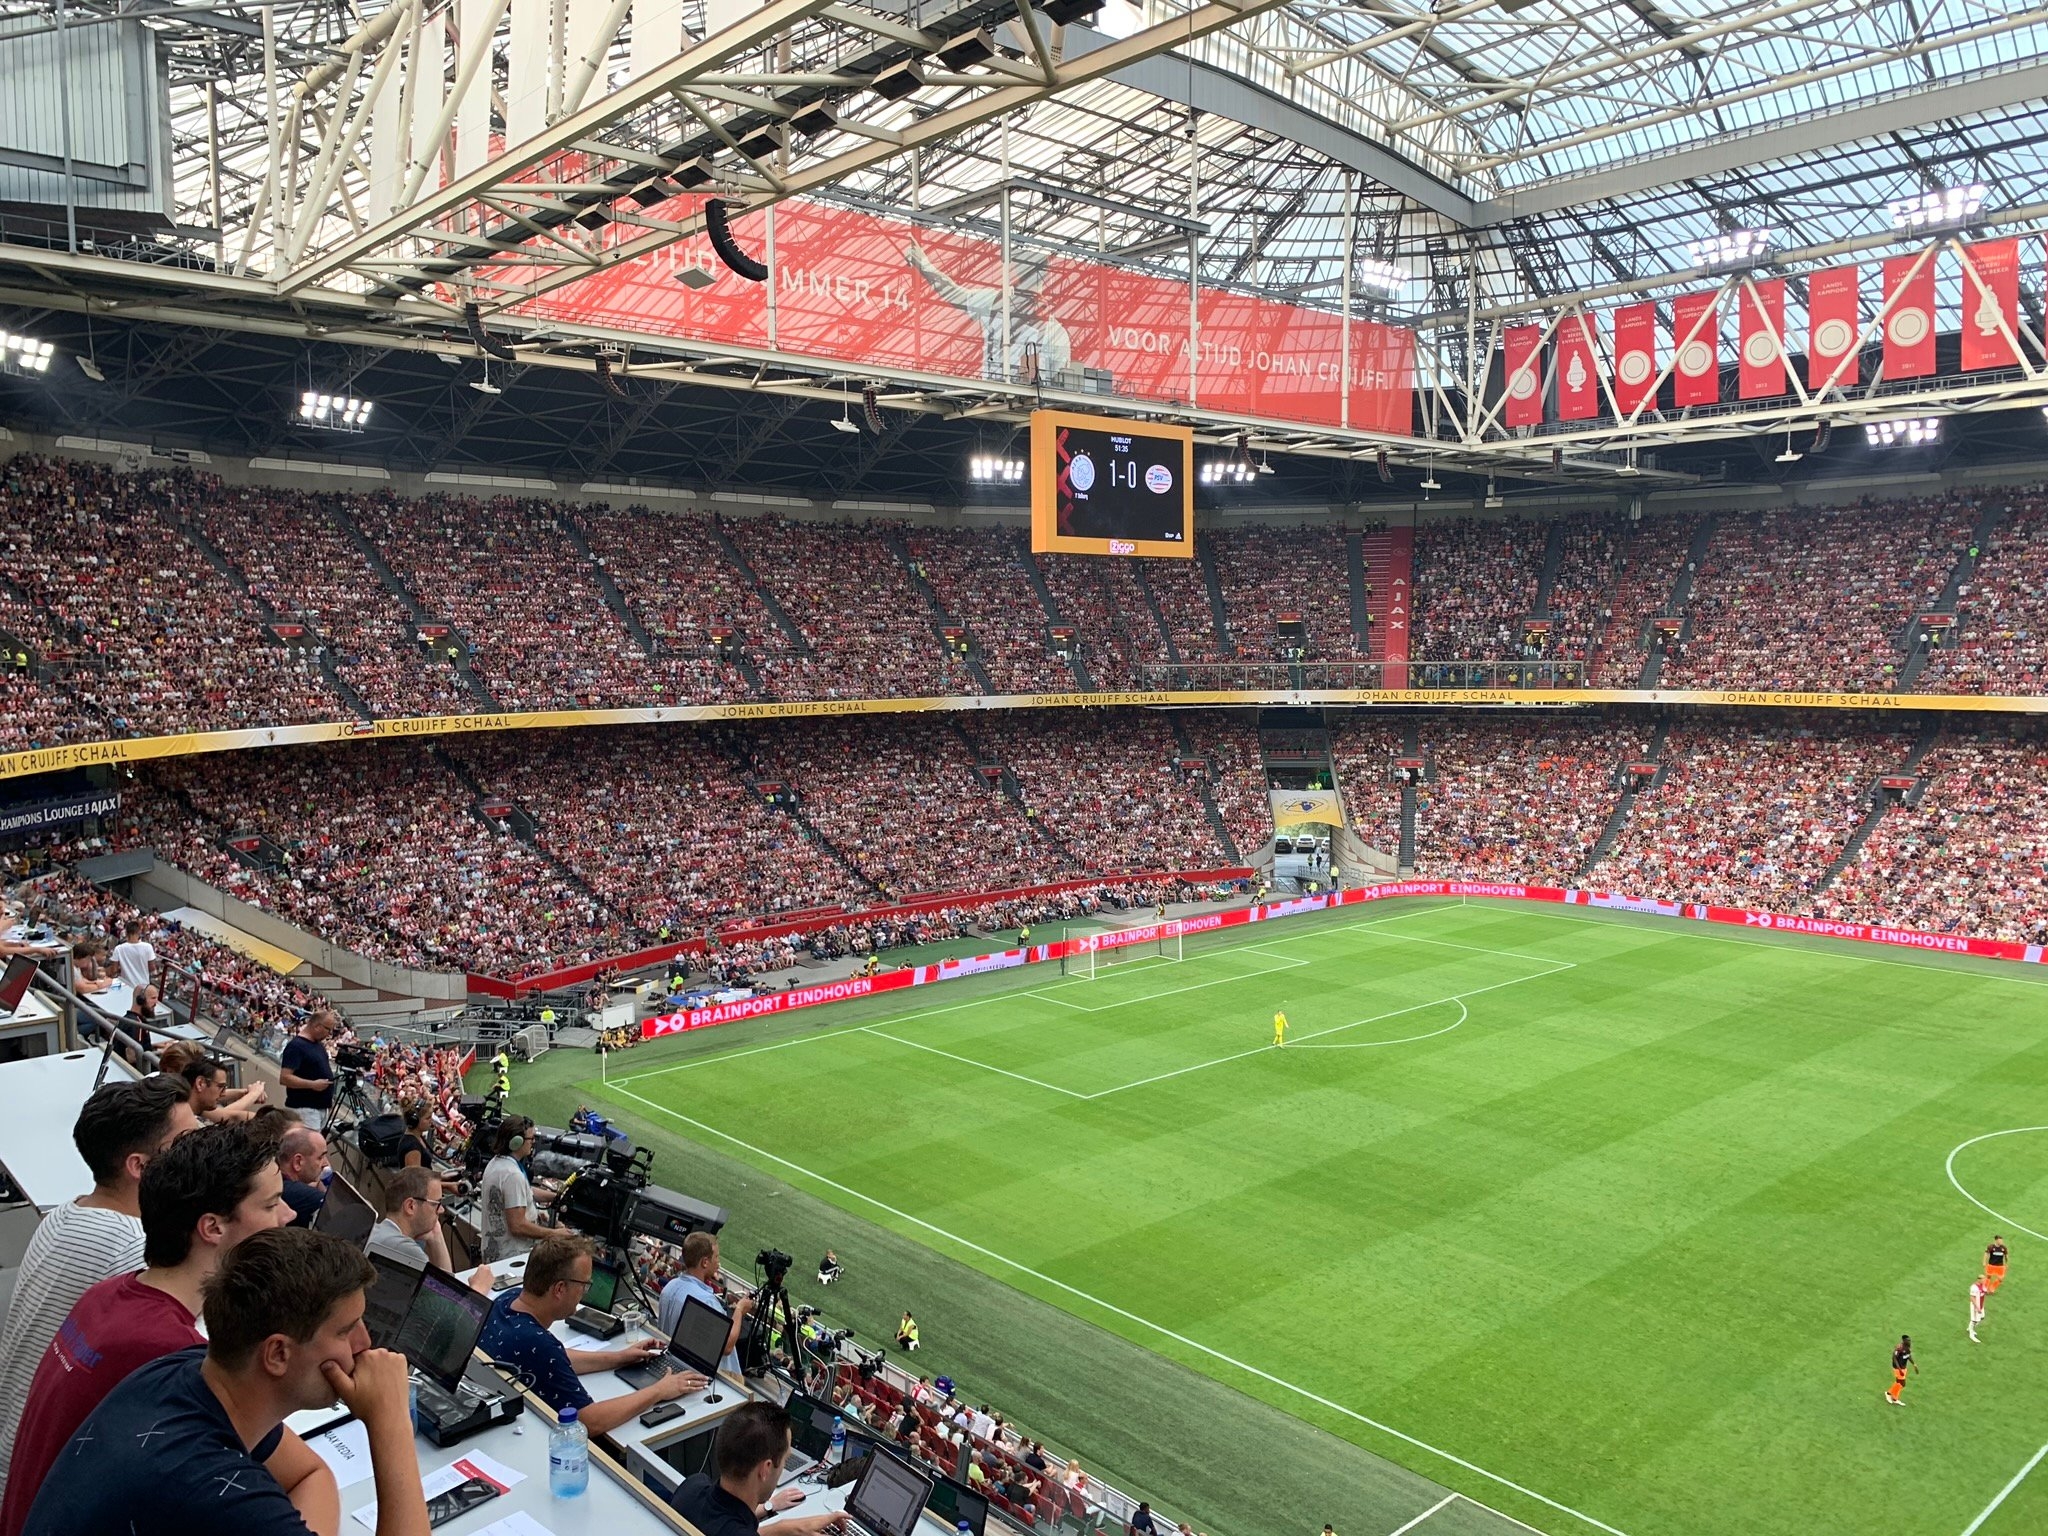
[{"left": 1060, "top": 924, "right": 1184, "bottom": 978}]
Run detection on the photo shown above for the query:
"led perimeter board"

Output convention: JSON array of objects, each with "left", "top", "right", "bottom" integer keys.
[{"left": 1030, "top": 409, "right": 1194, "bottom": 558}]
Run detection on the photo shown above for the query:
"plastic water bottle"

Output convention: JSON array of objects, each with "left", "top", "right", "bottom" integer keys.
[
  {"left": 548, "top": 1407, "right": 590, "bottom": 1497},
  {"left": 829, "top": 1416, "right": 847, "bottom": 1465}
]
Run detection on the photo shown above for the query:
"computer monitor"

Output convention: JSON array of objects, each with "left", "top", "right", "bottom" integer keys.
[
  {"left": 391, "top": 1265, "right": 494, "bottom": 1391},
  {"left": 582, "top": 1255, "right": 622, "bottom": 1315},
  {"left": 362, "top": 1249, "right": 425, "bottom": 1351},
  {"left": 310, "top": 1173, "right": 376, "bottom": 1248},
  {"left": 847, "top": 1448, "right": 936, "bottom": 1536},
  {"left": 667, "top": 1293, "right": 731, "bottom": 1377},
  {"left": 785, "top": 1390, "right": 839, "bottom": 1462},
  {"left": 926, "top": 1475, "right": 989, "bottom": 1536}
]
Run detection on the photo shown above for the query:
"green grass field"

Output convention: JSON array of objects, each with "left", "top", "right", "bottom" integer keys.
[{"left": 513, "top": 898, "right": 2048, "bottom": 1536}]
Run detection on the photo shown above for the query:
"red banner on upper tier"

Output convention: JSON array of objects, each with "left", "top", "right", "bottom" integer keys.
[
  {"left": 1611, "top": 302, "right": 1657, "bottom": 417},
  {"left": 1882, "top": 253, "right": 1938, "bottom": 380},
  {"left": 514, "top": 198, "right": 1415, "bottom": 434},
  {"left": 1807, "top": 265, "right": 1860, "bottom": 390},
  {"left": 1961, "top": 238, "right": 2022, "bottom": 371},
  {"left": 1556, "top": 313, "right": 1600, "bottom": 421},
  {"left": 1738, "top": 278, "right": 1788, "bottom": 400},
  {"left": 1502, "top": 323, "right": 1544, "bottom": 427},
  {"left": 1671, "top": 292, "right": 1719, "bottom": 405}
]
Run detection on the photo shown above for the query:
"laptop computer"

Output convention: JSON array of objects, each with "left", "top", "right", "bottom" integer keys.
[
  {"left": 778, "top": 1389, "right": 839, "bottom": 1483},
  {"left": 842, "top": 1446, "right": 938, "bottom": 1536},
  {"left": 368, "top": 1260, "right": 493, "bottom": 1392},
  {"left": 614, "top": 1293, "right": 729, "bottom": 1392},
  {"left": 362, "top": 1249, "right": 426, "bottom": 1351},
  {"left": 820, "top": 1428, "right": 881, "bottom": 1491},
  {"left": 310, "top": 1173, "right": 377, "bottom": 1249},
  {"left": 0, "top": 956, "right": 38, "bottom": 1016},
  {"left": 926, "top": 1474, "right": 989, "bottom": 1536}
]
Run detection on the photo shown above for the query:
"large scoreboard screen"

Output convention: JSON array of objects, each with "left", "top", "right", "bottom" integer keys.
[{"left": 1029, "top": 409, "right": 1194, "bottom": 559}]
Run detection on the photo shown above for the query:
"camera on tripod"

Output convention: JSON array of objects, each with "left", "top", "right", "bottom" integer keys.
[
  {"left": 333, "top": 1043, "right": 375, "bottom": 1073},
  {"left": 757, "top": 1248, "right": 793, "bottom": 1284}
]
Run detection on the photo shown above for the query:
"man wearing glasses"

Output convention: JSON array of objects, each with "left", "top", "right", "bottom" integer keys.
[
  {"left": 366, "top": 1167, "right": 491, "bottom": 1286},
  {"left": 478, "top": 1234, "right": 707, "bottom": 1435}
]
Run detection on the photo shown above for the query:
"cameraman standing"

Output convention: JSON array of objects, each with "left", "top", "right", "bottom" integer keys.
[
  {"left": 278, "top": 1010, "right": 339, "bottom": 1129},
  {"left": 656, "top": 1232, "right": 748, "bottom": 1376}
]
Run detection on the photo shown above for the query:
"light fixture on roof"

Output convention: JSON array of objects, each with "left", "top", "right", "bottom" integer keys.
[
  {"left": 297, "top": 390, "right": 374, "bottom": 431},
  {"left": 1865, "top": 416, "right": 1940, "bottom": 447},
  {"left": 970, "top": 454, "right": 1024, "bottom": 482},
  {"left": 470, "top": 357, "right": 502, "bottom": 396},
  {"left": 831, "top": 392, "right": 860, "bottom": 434},
  {"left": 1258, "top": 449, "right": 1275, "bottom": 476},
  {"left": 1199, "top": 459, "right": 1257, "bottom": 486},
  {"left": 1686, "top": 228, "right": 1773, "bottom": 273},
  {"left": 1483, "top": 478, "right": 1503, "bottom": 510},
  {"left": 0, "top": 331, "right": 55, "bottom": 376},
  {"left": 1356, "top": 259, "right": 1409, "bottom": 299},
  {"left": 870, "top": 58, "right": 926, "bottom": 101},
  {"left": 1775, "top": 431, "right": 1803, "bottom": 464},
  {"left": 1419, "top": 458, "right": 1440, "bottom": 492},
  {"left": 1889, "top": 185, "right": 1986, "bottom": 233}
]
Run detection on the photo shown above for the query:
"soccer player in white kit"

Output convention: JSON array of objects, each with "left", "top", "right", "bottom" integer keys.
[{"left": 1969, "top": 1277, "right": 1988, "bottom": 1343}]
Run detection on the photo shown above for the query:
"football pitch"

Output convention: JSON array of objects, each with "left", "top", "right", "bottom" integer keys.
[{"left": 542, "top": 898, "right": 2048, "bottom": 1536}]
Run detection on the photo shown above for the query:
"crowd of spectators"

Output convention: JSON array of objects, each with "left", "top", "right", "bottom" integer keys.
[
  {"left": 1031, "top": 554, "right": 1166, "bottom": 688},
  {"left": 129, "top": 744, "right": 622, "bottom": 979},
  {"left": 725, "top": 518, "right": 974, "bottom": 699},
  {"left": 903, "top": 528, "right": 1077, "bottom": 693},
  {"left": 1208, "top": 526, "right": 1366, "bottom": 662},
  {"left": 969, "top": 713, "right": 1236, "bottom": 872},
  {"left": 1660, "top": 497, "right": 1977, "bottom": 692},
  {"left": 1591, "top": 512, "right": 1703, "bottom": 687},
  {"left": 1142, "top": 548, "right": 1228, "bottom": 665},
  {"left": 1542, "top": 515, "right": 1625, "bottom": 666},
  {"left": 353, "top": 493, "right": 655, "bottom": 710},
  {"left": 1413, "top": 717, "right": 1651, "bottom": 885},
  {"left": 573, "top": 504, "right": 775, "bottom": 703},
  {"left": 1919, "top": 490, "right": 2048, "bottom": 694},
  {"left": 742, "top": 717, "right": 1067, "bottom": 896},
  {"left": 182, "top": 487, "right": 468, "bottom": 719},
  {"left": 0, "top": 456, "right": 337, "bottom": 735},
  {"left": 1411, "top": 517, "right": 1546, "bottom": 660},
  {"left": 1327, "top": 719, "right": 1406, "bottom": 858},
  {"left": 1816, "top": 727, "right": 2048, "bottom": 944},
  {"left": 1591, "top": 721, "right": 1911, "bottom": 908},
  {"left": 1176, "top": 711, "right": 1273, "bottom": 858}
]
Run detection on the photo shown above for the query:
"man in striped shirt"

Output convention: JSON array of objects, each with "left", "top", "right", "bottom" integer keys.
[{"left": 0, "top": 1077, "right": 197, "bottom": 1507}]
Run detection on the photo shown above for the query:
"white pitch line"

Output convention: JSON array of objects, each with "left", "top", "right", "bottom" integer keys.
[
  {"left": 1048, "top": 954, "right": 1313, "bottom": 1014},
  {"left": 1387, "top": 1494, "right": 1460, "bottom": 1536},
  {"left": 609, "top": 1025, "right": 848, "bottom": 1088},
  {"left": 1082, "top": 965, "right": 1569, "bottom": 1100},
  {"left": 1960, "top": 1441, "right": 2048, "bottom": 1536},
  {"left": 861, "top": 1026, "right": 1091, "bottom": 1099},
  {"left": 1292, "top": 998, "right": 1469, "bottom": 1050},
  {"left": 603, "top": 1087, "right": 1618, "bottom": 1536},
  {"left": 1944, "top": 1127, "right": 2048, "bottom": 1244}
]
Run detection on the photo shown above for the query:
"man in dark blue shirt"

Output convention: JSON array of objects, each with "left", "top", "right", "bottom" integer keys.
[
  {"left": 477, "top": 1234, "right": 704, "bottom": 1436},
  {"left": 668, "top": 1401, "right": 842, "bottom": 1536},
  {"left": 277, "top": 1011, "right": 337, "bottom": 1127},
  {"left": 18, "top": 1226, "right": 427, "bottom": 1536},
  {"left": 276, "top": 1126, "right": 329, "bottom": 1228}
]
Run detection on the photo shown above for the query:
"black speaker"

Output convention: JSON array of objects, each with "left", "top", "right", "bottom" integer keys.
[
  {"left": 862, "top": 385, "right": 884, "bottom": 433},
  {"left": 705, "top": 199, "right": 769, "bottom": 282},
  {"left": 596, "top": 355, "right": 626, "bottom": 398},
  {"left": 1811, "top": 418, "right": 1831, "bottom": 454},
  {"left": 1376, "top": 448, "right": 1392, "bottom": 483},
  {"left": 463, "top": 301, "right": 518, "bottom": 362}
]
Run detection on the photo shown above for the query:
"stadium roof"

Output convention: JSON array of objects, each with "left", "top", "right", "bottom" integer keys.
[{"left": 3, "top": 0, "right": 2048, "bottom": 487}]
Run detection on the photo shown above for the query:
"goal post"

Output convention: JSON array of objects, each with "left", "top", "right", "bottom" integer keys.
[{"left": 1058, "top": 924, "right": 1184, "bottom": 978}]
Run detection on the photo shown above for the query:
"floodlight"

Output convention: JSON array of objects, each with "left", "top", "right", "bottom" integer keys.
[
  {"left": 1198, "top": 459, "right": 1257, "bottom": 486},
  {"left": 0, "top": 331, "right": 55, "bottom": 376},
  {"left": 1864, "top": 417, "right": 1941, "bottom": 447},
  {"left": 1686, "top": 228, "right": 1773, "bottom": 271},
  {"left": 969, "top": 455, "right": 1025, "bottom": 483},
  {"left": 296, "top": 389, "right": 374, "bottom": 431},
  {"left": 1356, "top": 259, "right": 1409, "bottom": 299},
  {"left": 1888, "top": 185, "right": 1987, "bottom": 233}
]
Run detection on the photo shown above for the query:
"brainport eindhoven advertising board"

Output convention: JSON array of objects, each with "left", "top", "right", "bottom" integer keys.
[{"left": 518, "top": 196, "right": 1417, "bottom": 434}]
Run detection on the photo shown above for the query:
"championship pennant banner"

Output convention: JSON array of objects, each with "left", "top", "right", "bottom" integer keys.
[
  {"left": 516, "top": 197, "right": 1416, "bottom": 434},
  {"left": 637, "top": 879, "right": 2048, "bottom": 1039}
]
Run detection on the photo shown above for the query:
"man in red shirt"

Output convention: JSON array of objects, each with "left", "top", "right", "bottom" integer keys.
[{"left": 0, "top": 1123, "right": 290, "bottom": 1536}]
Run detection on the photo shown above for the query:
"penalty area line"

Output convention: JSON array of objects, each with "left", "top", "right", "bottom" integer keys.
[{"left": 605, "top": 1086, "right": 1610, "bottom": 1536}]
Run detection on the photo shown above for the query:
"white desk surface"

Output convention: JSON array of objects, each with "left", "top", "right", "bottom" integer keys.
[
  {"left": 5, "top": 986, "right": 59, "bottom": 1027},
  {"left": 1, "top": 926, "right": 67, "bottom": 956},
  {"left": 0, "top": 1049, "right": 138, "bottom": 1208},
  {"left": 312, "top": 1392, "right": 690, "bottom": 1536}
]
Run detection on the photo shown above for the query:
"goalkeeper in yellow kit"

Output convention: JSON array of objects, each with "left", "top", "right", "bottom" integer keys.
[{"left": 1273, "top": 1010, "right": 1289, "bottom": 1046}]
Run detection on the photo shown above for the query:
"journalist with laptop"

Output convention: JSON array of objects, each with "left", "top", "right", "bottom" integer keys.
[
  {"left": 656, "top": 1231, "right": 749, "bottom": 1376},
  {"left": 478, "top": 1234, "right": 709, "bottom": 1436},
  {"left": 667, "top": 1400, "right": 876, "bottom": 1536}
]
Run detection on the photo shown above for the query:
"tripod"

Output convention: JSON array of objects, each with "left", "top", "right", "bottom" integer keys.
[
  {"left": 323, "top": 1067, "right": 380, "bottom": 1139},
  {"left": 746, "top": 1272, "right": 817, "bottom": 1394}
]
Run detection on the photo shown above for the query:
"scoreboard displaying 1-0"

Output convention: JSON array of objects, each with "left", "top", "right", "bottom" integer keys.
[{"left": 1029, "top": 409, "right": 1194, "bottom": 558}]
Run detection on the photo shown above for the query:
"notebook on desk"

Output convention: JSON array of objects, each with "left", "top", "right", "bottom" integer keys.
[{"left": 840, "top": 1447, "right": 937, "bottom": 1536}]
